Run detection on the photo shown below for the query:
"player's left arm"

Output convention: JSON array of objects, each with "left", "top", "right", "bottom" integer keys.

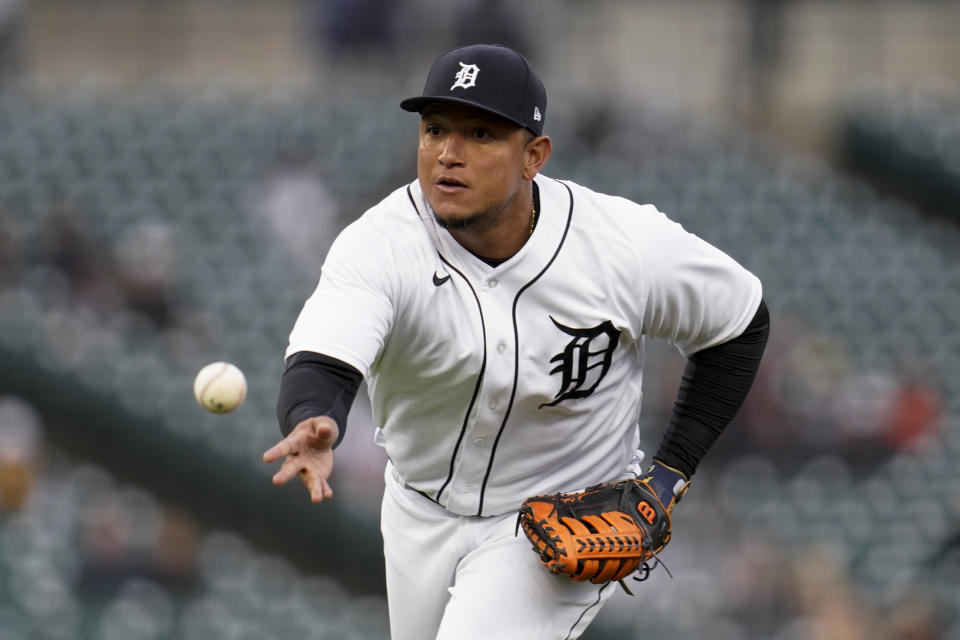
[
  {"left": 642, "top": 299, "right": 770, "bottom": 509},
  {"left": 629, "top": 204, "right": 769, "bottom": 507},
  {"left": 517, "top": 306, "right": 768, "bottom": 588}
]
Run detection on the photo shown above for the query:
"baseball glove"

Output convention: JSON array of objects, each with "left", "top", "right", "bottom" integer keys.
[{"left": 517, "top": 476, "right": 674, "bottom": 592}]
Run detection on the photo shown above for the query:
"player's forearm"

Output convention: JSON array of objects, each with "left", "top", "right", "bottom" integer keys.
[
  {"left": 654, "top": 299, "right": 770, "bottom": 477},
  {"left": 276, "top": 351, "right": 363, "bottom": 446}
]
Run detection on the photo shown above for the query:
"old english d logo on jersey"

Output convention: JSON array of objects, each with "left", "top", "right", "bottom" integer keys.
[
  {"left": 451, "top": 62, "right": 480, "bottom": 90},
  {"left": 540, "top": 318, "right": 621, "bottom": 409}
]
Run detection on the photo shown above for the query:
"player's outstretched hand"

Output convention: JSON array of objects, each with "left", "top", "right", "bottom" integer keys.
[{"left": 262, "top": 416, "right": 338, "bottom": 503}]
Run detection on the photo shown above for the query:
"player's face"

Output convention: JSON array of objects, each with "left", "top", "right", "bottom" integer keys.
[{"left": 418, "top": 103, "right": 534, "bottom": 233}]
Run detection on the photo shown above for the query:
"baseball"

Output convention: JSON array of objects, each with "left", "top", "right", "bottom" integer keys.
[{"left": 193, "top": 361, "right": 247, "bottom": 414}]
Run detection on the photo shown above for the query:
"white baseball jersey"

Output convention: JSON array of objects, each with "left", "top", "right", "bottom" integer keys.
[{"left": 287, "top": 175, "right": 762, "bottom": 517}]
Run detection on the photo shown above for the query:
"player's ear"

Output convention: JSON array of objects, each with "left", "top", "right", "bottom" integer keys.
[{"left": 522, "top": 135, "right": 552, "bottom": 180}]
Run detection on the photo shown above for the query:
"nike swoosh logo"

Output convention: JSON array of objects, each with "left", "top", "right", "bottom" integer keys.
[{"left": 433, "top": 272, "right": 451, "bottom": 286}]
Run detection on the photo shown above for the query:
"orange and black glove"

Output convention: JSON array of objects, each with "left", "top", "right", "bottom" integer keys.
[{"left": 517, "top": 460, "right": 690, "bottom": 592}]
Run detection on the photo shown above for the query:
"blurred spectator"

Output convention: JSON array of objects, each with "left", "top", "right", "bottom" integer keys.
[
  {"left": 113, "top": 219, "right": 178, "bottom": 329},
  {"left": 151, "top": 508, "right": 202, "bottom": 592},
  {"left": 779, "top": 332, "right": 851, "bottom": 448},
  {"left": 77, "top": 486, "right": 200, "bottom": 596},
  {"left": 883, "top": 376, "right": 942, "bottom": 452},
  {"left": 789, "top": 548, "right": 871, "bottom": 640},
  {"left": 695, "top": 310, "right": 946, "bottom": 474},
  {"left": 831, "top": 369, "right": 899, "bottom": 469},
  {"left": 34, "top": 207, "right": 179, "bottom": 329},
  {"left": 77, "top": 487, "right": 155, "bottom": 595},
  {"left": 42, "top": 210, "right": 116, "bottom": 302},
  {"left": 0, "top": 395, "right": 44, "bottom": 513},
  {"left": 882, "top": 596, "right": 945, "bottom": 640},
  {"left": 254, "top": 145, "right": 340, "bottom": 271},
  {"left": 721, "top": 536, "right": 800, "bottom": 637},
  {"left": 46, "top": 212, "right": 91, "bottom": 277}
]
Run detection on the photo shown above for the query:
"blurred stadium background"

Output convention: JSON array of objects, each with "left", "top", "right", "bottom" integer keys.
[{"left": 1, "top": 1, "right": 960, "bottom": 638}]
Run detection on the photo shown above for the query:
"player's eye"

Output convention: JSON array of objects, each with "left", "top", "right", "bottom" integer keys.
[
  {"left": 424, "top": 124, "right": 442, "bottom": 136},
  {"left": 472, "top": 128, "right": 492, "bottom": 140}
]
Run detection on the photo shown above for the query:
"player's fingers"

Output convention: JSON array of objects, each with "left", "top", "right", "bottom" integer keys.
[
  {"left": 311, "top": 478, "right": 333, "bottom": 503},
  {"left": 294, "top": 455, "right": 334, "bottom": 501},
  {"left": 272, "top": 469, "right": 295, "bottom": 486},
  {"left": 306, "top": 417, "right": 339, "bottom": 448},
  {"left": 301, "top": 469, "right": 333, "bottom": 503},
  {"left": 262, "top": 428, "right": 314, "bottom": 463},
  {"left": 272, "top": 455, "right": 305, "bottom": 485},
  {"left": 263, "top": 418, "right": 337, "bottom": 463},
  {"left": 263, "top": 438, "right": 295, "bottom": 463}
]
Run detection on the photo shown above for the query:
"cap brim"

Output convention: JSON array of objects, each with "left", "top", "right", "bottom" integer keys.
[{"left": 400, "top": 96, "right": 533, "bottom": 133}]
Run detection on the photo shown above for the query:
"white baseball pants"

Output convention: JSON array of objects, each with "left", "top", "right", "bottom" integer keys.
[{"left": 381, "top": 463, "right": 616, "bottom": 640}]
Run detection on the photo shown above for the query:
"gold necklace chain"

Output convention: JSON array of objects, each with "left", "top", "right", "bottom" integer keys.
[{"left": 529, "top": 201, "right": 537, "bottom": 237}]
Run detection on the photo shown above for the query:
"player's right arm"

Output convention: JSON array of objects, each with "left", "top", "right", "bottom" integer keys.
[
  {"left": 265, "top": 204, "right": 398, "bottom": 502},
  {"left": 263, "top": 352, "right": 363, "bottom": 502},
  {"left": 263, "top": 415, "right": 339, "bottom": 503}
]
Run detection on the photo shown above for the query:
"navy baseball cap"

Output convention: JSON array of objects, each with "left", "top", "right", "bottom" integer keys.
[{"left": 400, "top": 44, "right": 547, "bottom": 136}]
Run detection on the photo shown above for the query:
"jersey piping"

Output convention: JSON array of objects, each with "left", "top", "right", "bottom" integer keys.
[
  {"left": 434, "top": 254, "right": 488, "bottom": 504},
  {"left": 477, "top": 179, "right": 574, "bottom": 516},
  {"left": 406, "top": 185, "right": 490, "bottom": 506}
]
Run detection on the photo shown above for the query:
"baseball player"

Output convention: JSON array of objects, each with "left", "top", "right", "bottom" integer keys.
[{"left": 263, "top": 44, "right": 769, "bottom": 639}]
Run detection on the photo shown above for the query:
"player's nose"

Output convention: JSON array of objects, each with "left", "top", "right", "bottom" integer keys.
[{"left": 437, "top": 135, "right": 465, "bottom": 167}]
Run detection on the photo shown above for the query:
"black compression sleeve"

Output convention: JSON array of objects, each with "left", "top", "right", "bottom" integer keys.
[
  {"left": 275, "top": 351, "right": 363, "bottom": 448},
  {"left": 653, "top": 299, "right": 770, "bottom": 478}
]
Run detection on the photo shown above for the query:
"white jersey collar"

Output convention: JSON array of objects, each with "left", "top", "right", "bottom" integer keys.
[{"left": 407, "top": 176, "right": 573, "bottom": 285}]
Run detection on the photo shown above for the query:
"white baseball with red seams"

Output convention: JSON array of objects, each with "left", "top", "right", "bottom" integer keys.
[
  {"left": 193, "top": 361, "right": 247, "bottom": 414},
  {"left": 285, "top": 175, "right": 761, "bottom": 638}
]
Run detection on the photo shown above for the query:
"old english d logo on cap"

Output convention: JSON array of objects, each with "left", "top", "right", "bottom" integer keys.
[
  {"left": 400, "top": 44, "right": 547, "bottom": 136},
  {"left": 451, "top": 62, "right": 480, "bottom": 90}
]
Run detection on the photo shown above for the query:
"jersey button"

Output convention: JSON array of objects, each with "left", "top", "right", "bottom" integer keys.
[
  {"left": 488, "top": 279, "right": 498, "bottom": 288},
  {"left": 473, "top": 438, "right": 484, "bottom": 446},
  {"left": 496, "top": 342, "right": 507, "bottom": 354},
  {"left": 488, "top": 400, "right": 498, "bottom": 410}
]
